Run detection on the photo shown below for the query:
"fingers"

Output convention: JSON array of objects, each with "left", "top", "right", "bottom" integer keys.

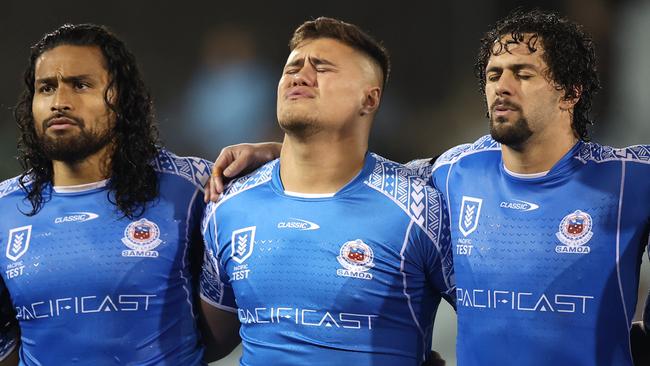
[
  {"left": 203, "top": 167, "right": 223, "bottom": 203},
  {"left": 204, "top": 142, "right": 281, "bottom": 203},
  {"left": 203, "top": 178, "right": 212, "bottom": 203}
]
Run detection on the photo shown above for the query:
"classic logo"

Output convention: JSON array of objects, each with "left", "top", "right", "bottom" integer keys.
[
  {"left": 6, "top": 225, "right": 32, "bottom": 262},
  {"left": 231, "top": 226, "right": 256, "bottom": 264},
  {"left": 555, "top": 210, "right": 593, "bottom": 254},
  {"left": 499, "top": 199, "right": 539, "bottom": 212},
  {"left": 277, "top": 218, "right": 320, "bottom": 230},
  {"left": 336, "top": 239, "right": 374, "bottom": 280},
  {"left": 121, "top": 219, "right": 163, "bottom": 257},
  {"left": 459, "top": 196, "right": 483, "bottom": 237},
  {"left": 54, "top": 212, "right": 99, "bottom": 224}
]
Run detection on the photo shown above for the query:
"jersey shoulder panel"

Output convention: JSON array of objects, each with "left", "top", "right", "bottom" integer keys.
[
  {"left": 432, "top": 135, "right": 501, "bottom": 172},
  {"left": 576, "top": 142, "right": 650, "bottom": 165},
  {"left": 0, "top": 176, "right": 26, "bottom": 200},
  {"left": 153, "top": 149, "right": 213, "bottom": 190},
  {"left": 221, "top": 159, "right": 277, "bottom": 200},
  {"left": 201, "top": 159, "right": 277, "bottom": 233},
  {"left": 365, "top": 153, "right": 444, "bottom": 244}
]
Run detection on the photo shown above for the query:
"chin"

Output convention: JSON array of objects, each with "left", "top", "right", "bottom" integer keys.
[{"left": 279, "top": 114, "right": 322, "bottom": 137}]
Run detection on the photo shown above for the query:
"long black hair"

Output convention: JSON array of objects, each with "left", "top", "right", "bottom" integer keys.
[
  {"left": 15, "top": 23, "right": 160, "bottom": 218},
  {"left": 475, "top": 9, "right": 600, "bottom": 141}
]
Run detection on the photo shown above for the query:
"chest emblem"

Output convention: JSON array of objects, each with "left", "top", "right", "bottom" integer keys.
[
  {"left": 555, "top": 210, "right": 593, "bottom": 254},
  {"left": 6, "top": 225, "right": 32, "bottom": 261},
  {"left": 231, "top": 226, "right": 256, "bottom": 264},
  {"left": 459, "top": 196, "right": 483, "bottom": 237},
  {"left": 122, "top": 219, "right": 162, "bottom": 257},
  {"left": 336, "top": 239, "right": 374, "bottom": 280}
]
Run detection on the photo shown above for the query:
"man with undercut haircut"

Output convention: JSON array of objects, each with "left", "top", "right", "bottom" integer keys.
[
  {"left": 207, "top": 9, "right": 650, "bottom": 366},
  {"left": 0, "top": 24, "right": 238, "bottom": 365},
  {"left": 199, "top": 17, "right": 455, "bottom": 366}
]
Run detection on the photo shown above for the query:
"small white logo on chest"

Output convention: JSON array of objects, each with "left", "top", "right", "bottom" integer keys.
[
  {"left": 277, "top": 219, "right": 320, "bottom": 230},
  {"left": 459, "top": 196, "right": 483, "bottom": 237}
]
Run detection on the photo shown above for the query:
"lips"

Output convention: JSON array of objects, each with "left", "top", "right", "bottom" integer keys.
[
  {"left": 47, "top": 117, "right": 77, "bottom": 127},
  {"left": 285, "top": 87, "right": 315, "bottom": 100},
  {"left": 43, "top": 115, "right": 81, "bottom": 132},
  {"left": 491, "top": 99, "right": 521, "bottom": 115}
]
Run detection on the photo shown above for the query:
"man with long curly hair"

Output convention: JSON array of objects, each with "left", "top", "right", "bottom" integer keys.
[
  {"left": 416, "top": 9, "right": 650, "bottom": 366},
  {"left": 208, "top": 9, "right": 650, "bottom": 365},
  {"left": 0, "top": 24, "right": 239, "bottom": 364}
]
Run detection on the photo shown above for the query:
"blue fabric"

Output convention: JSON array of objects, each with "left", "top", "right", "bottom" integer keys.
[
  {"left": 426, "top": 135, "right": 650, "bottom": 366},
  {"left": 0, "top": 150, "right": 211, "bottom": 365},
  {"left": 201, "top": 152, "right": 455, "bottom": 366}
]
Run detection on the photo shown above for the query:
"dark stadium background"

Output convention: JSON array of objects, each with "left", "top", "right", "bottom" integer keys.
[{"left": 1, "top": 1, "right": 648, "bottom": 364}]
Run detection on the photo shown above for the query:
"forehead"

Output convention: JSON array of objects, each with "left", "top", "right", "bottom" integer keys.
[
  {"left": 34, "top": 45, "right": 107, "bottom": 77},
  {"left": 486, "top": 33, "right": 547, "bottom": 68},
  {"left": 286, "top": 38, "right": 360, "bottom": 64}
]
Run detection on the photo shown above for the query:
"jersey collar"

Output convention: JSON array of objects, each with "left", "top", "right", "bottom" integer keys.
[{"left": 271, "top": 152, "right": 376, "bottom": 200}]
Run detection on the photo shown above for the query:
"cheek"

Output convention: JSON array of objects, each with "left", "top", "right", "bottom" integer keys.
[
  {"left": 31, "top": 96, "right": 49, "bottom": 124},
  {"left": 484, "top": 86, "right": 497, "bottom": 103},
  {"left": 326, "top": 82, "right": 361, "bottom": 108},
  {"left": 86, "top": 95, "right": 112, "bottom": 119}
]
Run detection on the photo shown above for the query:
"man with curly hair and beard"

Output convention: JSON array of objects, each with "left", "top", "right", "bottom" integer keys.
[
  {"left": 417, "top": 9, "right": 650, "bottom": 366},
  {"left": 0, "top": 24, "right": 239, "bottom": 365},
  {"left": 208, "top": 9, "right": 650, "bottom": 366}
]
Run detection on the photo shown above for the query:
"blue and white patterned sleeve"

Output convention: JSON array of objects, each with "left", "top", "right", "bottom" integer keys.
[
  {"left": 421, "top": 189, "right": 455, "bottom": 307},
  {"left": 199, "top": 203, "right": 237, "bottom": 313}
]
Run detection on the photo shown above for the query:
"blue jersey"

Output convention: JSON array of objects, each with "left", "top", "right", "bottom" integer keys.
[
  {"left": 0, "top": 150, "right": 211, "bottom": 365},
  {"left": 201, "top": 152, "right": 455, "bottom": 366},
  {"left": 411, "top": 135, "right": 650, "bottom": 366}
]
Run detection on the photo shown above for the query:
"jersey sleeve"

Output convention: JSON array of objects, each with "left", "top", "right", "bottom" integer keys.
[
  {"left": 199, "top": 205, "right": 237, "bottom": 313},
  {"left": 0, "top": 281, "right": 18, "bottom": 361},
  {"left": 410, "top": 188, "right": 455, "bottom": 307}
]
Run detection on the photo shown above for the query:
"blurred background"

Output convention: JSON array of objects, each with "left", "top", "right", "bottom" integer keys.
[{"left": 1, "top": 0, "right": 649, "bottom": 364}]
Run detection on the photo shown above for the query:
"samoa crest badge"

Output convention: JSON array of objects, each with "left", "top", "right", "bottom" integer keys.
[
  {"left": 336, "top": 239, "right": 375, "bottom": 280},
  {"left": 121, "top": 218, "right": 163, "bottom": 257},
  {"left": 555, "top": 210, "right": 593, "bottom": 254}
]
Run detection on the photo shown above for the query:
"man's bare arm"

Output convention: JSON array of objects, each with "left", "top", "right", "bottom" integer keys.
[{"left": 199, "top": 299, "right": 241, "bottom": 362}]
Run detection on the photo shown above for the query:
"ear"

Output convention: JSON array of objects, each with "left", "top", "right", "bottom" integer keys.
[
  {"left": 360, "top": 86, "right": 382, "bottom": 116},
  {"left": 559, "top": 85, "right": 581, "bottom": 111}
]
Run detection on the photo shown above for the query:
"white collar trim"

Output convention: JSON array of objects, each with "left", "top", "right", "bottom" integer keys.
[
  {"left": 53, "top": 179, "right": 109, "bottom": 193},
  {"left": 503, "top": 165, "right": 549, "bottom": 179},
  {"left": 284, "top": 190, "right": 336, "bottom": 198}
]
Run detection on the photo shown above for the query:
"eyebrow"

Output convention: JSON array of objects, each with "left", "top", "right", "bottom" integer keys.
[
  {"left": 35, "top": 74, "right": 95, "bottom": 85},
  {"left": 285, "top": 56, "right": 336, "bottom": 69},
  {"left": 486, "top": 63, "right": 538, "bottom": 74}
]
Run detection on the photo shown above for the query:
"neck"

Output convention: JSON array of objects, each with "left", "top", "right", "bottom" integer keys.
[
  {"left": 501, "top": 128, "right": 578, "bottom": 174},
  {"left": 279, "top": 129, "right": 368, "bottom": 194},
  {"left": 51, "top": 145, "right": 112, "bottom": 186}
]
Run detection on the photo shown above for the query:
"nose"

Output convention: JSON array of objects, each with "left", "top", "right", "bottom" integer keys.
[
  {"left": 50, "top": 86, "right": 73, "bottom": 112},
  {"left": 494, "top": 72, "right": 514, "bottom": 97},
  {"left": 290, "top": 64, "right": 317, "bottom": 88}
]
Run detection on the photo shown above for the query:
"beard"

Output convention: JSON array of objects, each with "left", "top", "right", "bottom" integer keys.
[
  {"left": 488, "top": 102, "right": 533, "bottom": 149},
  {"left": 277, "top": 109, "right": 323, "bottom": 138},
  {"left": 38, "top": 115, "right": 114, "bottom": 163}
]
